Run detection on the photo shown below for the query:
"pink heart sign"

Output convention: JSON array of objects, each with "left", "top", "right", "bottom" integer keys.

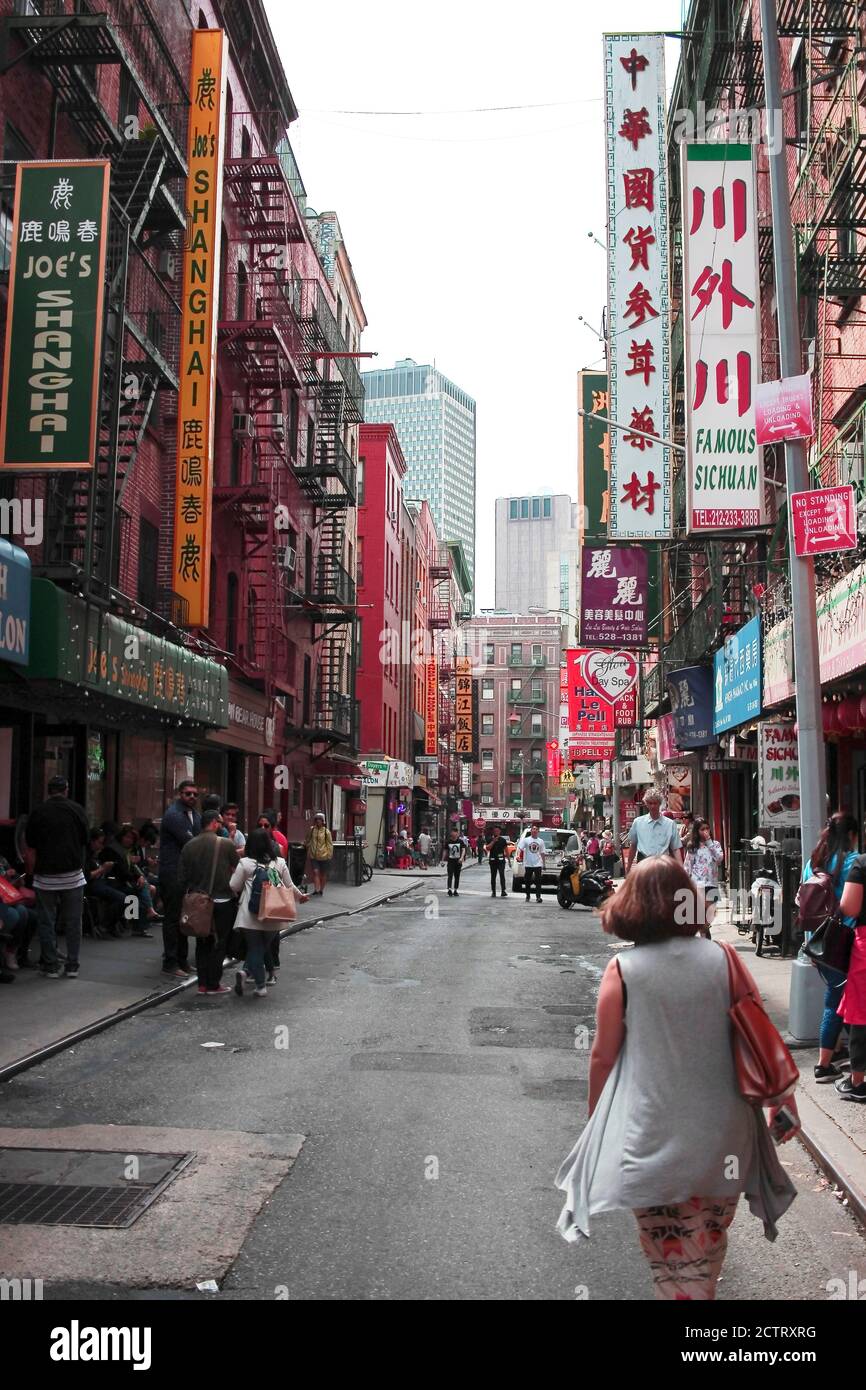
[{"left": 582, "top": 650, "right": 639, "bottom": 705}]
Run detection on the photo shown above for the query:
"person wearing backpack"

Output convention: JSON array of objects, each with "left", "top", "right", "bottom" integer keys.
[
  {"left": 229, "top": 829, "right": 308, "bottom": 997},
  {"left": 800, "top": 812, "right": 859, "bottom": 1084}
]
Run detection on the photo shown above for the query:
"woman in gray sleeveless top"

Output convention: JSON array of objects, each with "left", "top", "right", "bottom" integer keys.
[{"left": 555, "top": 857, "right": 798, "bottom": 1300}]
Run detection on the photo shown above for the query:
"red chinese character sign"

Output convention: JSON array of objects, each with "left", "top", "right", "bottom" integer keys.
[
  {"left": 604, "top": 34, "right": 671, "bottom": 540},
  {"left": 580, "top": 545, "right": 648, "bottom": 647},
  {"left": 682, "top": 144, "right": 766, "bottom": 532},
  {"left": 790, "top": 485, "right": 857, "bottom": 557}
]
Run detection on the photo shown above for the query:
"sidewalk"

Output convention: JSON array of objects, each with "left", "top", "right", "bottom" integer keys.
[
  {"left": 0, "top": 868, "right": 436, "bottom": 1080},
  {"left": 711, "top": 905, "right": 866, "bottom": 1225}
]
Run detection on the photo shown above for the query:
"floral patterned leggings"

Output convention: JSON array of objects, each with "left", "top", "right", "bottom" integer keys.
[{"left": 633, "top": 1196, "right": 739, "bottom": 1300}]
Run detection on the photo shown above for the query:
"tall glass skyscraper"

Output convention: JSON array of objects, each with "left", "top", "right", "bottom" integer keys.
[{"left": 362, "top": 358, "right": 476, "bottom": 595}]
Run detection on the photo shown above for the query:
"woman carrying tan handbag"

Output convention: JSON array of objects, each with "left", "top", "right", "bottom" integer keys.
[{"left": 229, "top": 829, "right": 308, "bottom": 998}]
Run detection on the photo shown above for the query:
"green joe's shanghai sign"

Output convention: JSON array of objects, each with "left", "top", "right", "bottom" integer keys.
[{"left": 0, "top": 161, "right": 110, "bottom": 470}]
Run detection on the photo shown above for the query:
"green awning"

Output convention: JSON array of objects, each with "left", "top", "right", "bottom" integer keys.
[{"left": 24, "top": 580, "right": 228, "bottom": 728}]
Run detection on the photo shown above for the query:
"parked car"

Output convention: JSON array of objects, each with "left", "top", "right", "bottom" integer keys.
[{"left": 512, "top": 828, "right": 580, "bottom": 893}]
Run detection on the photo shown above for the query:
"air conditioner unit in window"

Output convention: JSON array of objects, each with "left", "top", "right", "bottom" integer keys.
[
  {"left": 272, "top": 413, "right": 285, "bottom": 441},
  {"left": 481, "top": 795, "right": 493, "bottom": 805},
  {"left": 157, "top": 249, "right": 177, "bottom": 279},
  {"left": 232, "top": 412, "right": 254, "bottom": 440},
  {"left": 280, "top": 545, "right": 297, "bottom": 572}
]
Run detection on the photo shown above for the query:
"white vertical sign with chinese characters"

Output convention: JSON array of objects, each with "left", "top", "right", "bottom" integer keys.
[
  {"left": 682, "top": 144, "right": 766, "bottom": 532},
  {"left": 604, "top": 34, "right": 671, "bottom": 539}
]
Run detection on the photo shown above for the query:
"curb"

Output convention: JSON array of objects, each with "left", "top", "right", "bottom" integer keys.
[
  {"left": 0, "top": 879, "right": 426, "bottom": 1086},
  {"left": 795, "top": 1120, "right": 866, "bottom": 1233}
]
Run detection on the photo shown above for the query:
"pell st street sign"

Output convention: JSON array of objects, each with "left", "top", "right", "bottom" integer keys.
[{"left": 0, "top": 161, "right": 110, "bottom": 470}]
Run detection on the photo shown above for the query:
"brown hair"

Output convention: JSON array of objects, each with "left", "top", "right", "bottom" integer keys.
[{"left": 601, "top": 856, "right": 699, "bottom": 944}]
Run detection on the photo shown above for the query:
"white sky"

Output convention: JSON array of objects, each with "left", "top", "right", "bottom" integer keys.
[{"left": 265, "top": 0, "right": 683, "bottom": 607}]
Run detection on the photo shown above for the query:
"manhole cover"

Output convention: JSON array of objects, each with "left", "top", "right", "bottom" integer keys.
[{"left": 0, "top": 1149, "right": 193, "bottom": 1228}]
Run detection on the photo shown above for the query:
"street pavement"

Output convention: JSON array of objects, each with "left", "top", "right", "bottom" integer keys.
[{"left": 1, "top": 861, "right": 864, "bottom": 1300}]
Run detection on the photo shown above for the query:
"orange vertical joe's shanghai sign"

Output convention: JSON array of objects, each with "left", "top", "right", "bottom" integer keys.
[
  {"left": 172, "top": 29, "right": 227, "bottom": 627},
  {"left": 425, "top": 658, "right": 438, "bottom": 756}
]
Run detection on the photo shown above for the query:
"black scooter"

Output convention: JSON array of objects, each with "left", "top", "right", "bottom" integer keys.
[{"left": 557, "top": 854, "right": 614, "bottom": 909}]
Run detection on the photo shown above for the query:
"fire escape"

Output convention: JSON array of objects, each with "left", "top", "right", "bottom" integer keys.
[
  {"left": 216, "top": 112, "right": 307, "bottom": 697},
  {"left": 280, "top": 277, "right": 362, "bottom": 750},
  {"left": 0, "top": 1, "right": 189, "bottom": 616}
]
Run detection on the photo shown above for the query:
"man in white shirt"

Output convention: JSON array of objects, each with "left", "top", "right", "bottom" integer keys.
[
  {"left": 625, "top": 790, "right": 683, "bottom": 872},
  {"left": 520, "top": 825, "right": 545, "bottom": 903},
  {"left": 416, "top": 829, "right": 432, "bottom": 869}
]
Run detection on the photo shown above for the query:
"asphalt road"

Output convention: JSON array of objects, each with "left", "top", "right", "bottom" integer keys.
[{"left": 2, "top": 862, "right": 864, "bottom": 1301}]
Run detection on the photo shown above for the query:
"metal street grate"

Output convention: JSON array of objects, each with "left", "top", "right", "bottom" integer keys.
[{"left": 0, "top": 1150, "right": 193, "bottom": 1229}]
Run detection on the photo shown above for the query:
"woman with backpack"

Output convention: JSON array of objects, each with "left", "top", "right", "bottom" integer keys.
[
  {"left": 230, "top": 829, "right": 308, "bottom": 998},
  {"left": 800, "top": 812, "right": 859, "bottom": 1085}
]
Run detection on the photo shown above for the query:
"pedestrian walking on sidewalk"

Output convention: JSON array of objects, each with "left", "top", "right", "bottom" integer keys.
[
  {"left": 521, "top": 828, "right": 545, "bottom": 903},
  {"left": 230, "top": 830, "right": 308, "bottom": 997},
  {"left": 625, "top": 790, "right": 683, "bottom": 872},
  {"left": 683, "top": 818, "right": 724, "bottom": 938},
  {"left": 801, "top": 812, "right": 859, "bottom": 1085},
  {"left": 26, "top": 775, "right": 89, "bottom": 980},
  {"left": 158, "top": 780, "right": 200, "bottom": 978},
  {"left": 838, "top": 853, "right": 866, "bottom": 1103},
  {"left": 556, "top": 857, "right": 798, "bottom": 1300},
  {"left": 178, "top": 811, "right": 240, "bottom": 996},
  {"left": 488, "top": 830, "right": 509, "bottom": 897},
  {"left": 305, "top": 813, "right": 334, "bottom": 896},
  {"left": 416, "top": 829, "right": 432, "bottom": 869},
  {"left": 442, "top": 829, "right": 465, "bottom": 896}
]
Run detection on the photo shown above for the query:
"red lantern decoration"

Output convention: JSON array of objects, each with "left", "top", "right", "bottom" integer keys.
[{"left": 838, "top": 696, "right": 863, "bottom": 732}]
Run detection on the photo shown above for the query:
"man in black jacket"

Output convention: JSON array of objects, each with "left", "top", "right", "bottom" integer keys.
[
  {"left": 158, "top": 780, "right": 201, "bottom": 977},
  {"left": 26, "top": 776, "right": 89, "bottom": 979},
  {"left": 488, "top": 831, "right": 510, "bottom": 899}
]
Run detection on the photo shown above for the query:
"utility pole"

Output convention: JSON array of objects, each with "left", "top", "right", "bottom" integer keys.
[{"left": 760, "top": 0, "right": 827, "bottom": 858}]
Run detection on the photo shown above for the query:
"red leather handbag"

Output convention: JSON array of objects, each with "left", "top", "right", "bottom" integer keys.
[{"left": 722, "top": 943, "right": 799, "bottom": 1107}]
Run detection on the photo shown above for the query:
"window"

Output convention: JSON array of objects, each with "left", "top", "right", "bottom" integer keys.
[
  {"left": 484, "top": 642, "right": 495, "bottom": 664},
  {"left": 531, "top": 679, "right": 543, "bottom": 702},
  {"left": 531, "top": 497, "right": 540, "bottom": 518},
  {"left": 530, "top": 714, "right": 543, "bottom": 735},
  {"left": 289, "top": 393, "right": 299, "bottom": 460},
  {"left": 520, "top": 499, "right": 529, "bottom": 518},
  {"left": 510, "top": 678, "right": 521, "bottom": 695},
  {"left": 481, "top": 714, "right": 494, "bottom": 735},
  {"left": 1, "top": 124, "right": 33, "bottom": 271},
  {"left": 509, "top": 500, "right": 518, "bottom": 519},
  {"left": 481, "top": 678, "right": 494, "bottom": 700},
  {"left": 226, "top": 573, "right": 238, "bottom": 655},
  {"left": 532, "top": 643, "right": 543, "bottom": 664},
  {"left": 543, "top": 497, "right": 551, "bottom": 517},
  {"left": 510, "top": 782, "right": 522, "bottom": 799},
  {"left": 137, "top": 519, "right": 159, "bottom": 610},
  {"left": 357, "top": 537, "right": 364, "bottom": 589},
  {"left": 357, "top": 456, "right": 365, "bottom": 505},
  {"left": 510, "top": 642, "right": 522, "bottom": 664},
  {"left": 481, "top": 749, "right": 494, "bottom": 770},
  {"left": 481, "top": 784, "right": 494, "bottom": 802}
]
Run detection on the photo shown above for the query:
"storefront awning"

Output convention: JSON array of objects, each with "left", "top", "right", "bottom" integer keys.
[{"left": 21, "top": 580, "right": 228, "bottom": 728}]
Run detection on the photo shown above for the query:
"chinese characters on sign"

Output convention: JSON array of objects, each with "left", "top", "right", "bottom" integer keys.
[
  {"left": 666, "top": 665, "right": 715, "bottom": 747},
  {"left": 758, "top": 722, "right": 801, "bottom": 829},
  {"left": 604, "top": 34, "right": 671, "bottom": 539},
  {"left": 682, "top": 144, "right": 766, "bottom": 532},
  {"left": 713, "top": 615, "right": 762, "bottom": 734},
  {"left": 172, "top": 29, "right": 227, "bottom": 627},
  {"left": 567, "top": 648, "right": 616, "bottom": 760},
  {"left": 790, "top": 485, "right": 856, "bottom": 558},
  {"left": 455, "top": 657, "right": 476, "bottom": 759},
  {"left": 0, "top": 162, "right": 110, "bottom": 469},
  {"left": 577, "top": 371, "right": 611, "bottom": 540},
  {"left": 425, "top": 658, "right": 438, "bottom": 756},
  {"left": 580, "top": 545, "right": 648, "bottom": 646}
]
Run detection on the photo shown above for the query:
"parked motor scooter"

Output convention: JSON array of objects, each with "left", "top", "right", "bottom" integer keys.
[{"left": 557, "top": 854, "right": 614, "bottom": 909}]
